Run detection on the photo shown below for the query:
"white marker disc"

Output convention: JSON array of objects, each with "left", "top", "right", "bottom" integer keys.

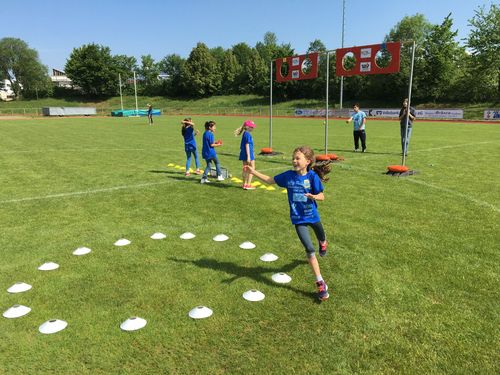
[
  {"left": 3, "top": 304, "right": 31, "bottom": 319},
  {"left": 150, "top": 232, "right": 166, "bottom": 240},
  {"left": 213, "top": 234, "right": 229, "bottom": 242},
  {"left": 242, "top": 289, "right": 265, "bottom": 302},
  {"left": 39, "top": 319, "right": 68, "bottom": 334},
  {"left": 260, "top": 253, "right": 279, "bottom": 262},
  {"left": 120, "top": 316, "right": 147, "bottom": 331},
  {"left": 272, "top": 272, "right": 292, "bottom": 284},
  {"left": 114, "top": 239, "right": 131, "bottom": 246},
  {"left": 188, "top": 306, "right": 213, "bottom": 319},
  {"left": 73, "top": 247, "right": 92, "bottom": 256},
  {"left": 180, "top": 232, "right": 196, "bottom": 240},
  {"left": 7, "top": 282, "right": 32, "bottom": 294},
  {"left": 239, "top": 241, "right": 256, "bottom": 250},
  {"left": 38, "top": 262, "right": 59, "bottom": 271}
]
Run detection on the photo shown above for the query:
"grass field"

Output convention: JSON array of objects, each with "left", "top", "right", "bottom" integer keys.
[{"left": 0, "top": 115, "right": 498, "bottom": 374}]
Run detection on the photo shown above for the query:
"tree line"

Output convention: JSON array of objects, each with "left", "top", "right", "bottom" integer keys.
[{"left": 1, "top": 5, "right": 498, "bottom": 104}]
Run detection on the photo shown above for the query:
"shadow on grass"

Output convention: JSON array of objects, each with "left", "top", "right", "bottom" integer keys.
[
  {"left": 315, "top": 147, "right": 397, "bottom": 156},
  {"left": 148, "top": 170, "right": 243, "bottom": 189},
  {"left": 169, "top": 257, "right": 320, "bottom": 303}
]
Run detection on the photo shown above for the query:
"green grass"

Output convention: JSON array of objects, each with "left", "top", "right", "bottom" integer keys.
[
  {"left": 0, "top": 115, "right": 498, "bottom": 374},
  {"left": 0, "top": 94, "right": 498, "bottom": 119}
]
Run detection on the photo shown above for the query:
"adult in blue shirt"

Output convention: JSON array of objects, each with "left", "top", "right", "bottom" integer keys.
[
  {"left": 398, "top": 98, "right": 416, "bottom": 156},
  {"left": 346, "top": 103, "right": 367, "bottom": 152}
]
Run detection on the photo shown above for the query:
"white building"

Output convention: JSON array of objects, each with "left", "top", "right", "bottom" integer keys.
[
  {"left": 51, "top": 68, "right": 73, "bottom": 88},
  {"left": 0, "top": 79, "right": 15, "bottom": 101}
]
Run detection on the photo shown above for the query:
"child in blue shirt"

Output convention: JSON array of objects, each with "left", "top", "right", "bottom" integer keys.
[
  {"left": 234, "top": 120, "right": 256, "bottom": 190},
  {"left": 245, "top": 146, "right": 332, "bottom": 301},
  {"left": 181, "top": 118, "right": 201, "bottom": 176},
  {"left": 147, "top": 104, "right": 153, "bottom": 125},
  {"left": 201, "top": 121, "right": 223, "bottom": 184},
  {"left": 346, "top": 103, "right": 367, "bottom": 152}
]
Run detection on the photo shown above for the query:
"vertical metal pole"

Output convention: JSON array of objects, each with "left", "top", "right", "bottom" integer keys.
[
  {"left": 269, "top": 59, "right": 273, "bottom": 149},
  {"left": 325, "top": 52, "right": 330, "bottom": 155},
  {"left": 402, "top": 40, "right": 416, "bottom": 166},
  {"left": 339, "top": 0, "right": 346, "bottom": 109},
  {"left": 133, "top": 71, "right": 139, "bottom": 116},
  {"left": 119, "top": 73, "right": 124, "bottom": 111}
]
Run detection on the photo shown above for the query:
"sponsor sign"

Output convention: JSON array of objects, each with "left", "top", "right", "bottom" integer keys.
[
  {"left": 295, "top": 108, "right": 464, "bottom": 119},
  {"left": 484, "top": 109, "right": 500, "bottom": 120},
  {"left": 276, "top": 52, "right": 319, "bottom": 82},
  {"left": 336, "top": 42, "right": 401, "bottom": 76}
]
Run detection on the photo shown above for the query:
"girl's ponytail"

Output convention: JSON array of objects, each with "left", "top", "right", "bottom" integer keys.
[{"left": 234, "top": 124, "right": 245, "bottom": 136}]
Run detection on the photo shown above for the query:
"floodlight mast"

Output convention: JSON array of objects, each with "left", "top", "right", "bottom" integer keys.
[
  {"left": 402, "top": 40, "right": 416, "bottom": 166},
  {"left": 339, "top": 0, "right": 346, "bottom": 109},
  {"left": 118, "top": 73, "right": 124, "bottom": 111},
  {"left": 269, "top": 59, "right": 273, "bottom": 149},
  {"left": 133, "top": 71, "right": 139, "bottom": 116}
]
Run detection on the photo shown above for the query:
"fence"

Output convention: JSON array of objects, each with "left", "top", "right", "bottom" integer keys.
[{"left": 0, "top": 107, "right": 296, "bottom": 117}]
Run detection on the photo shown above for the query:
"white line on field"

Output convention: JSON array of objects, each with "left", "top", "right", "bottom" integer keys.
[
  {"left": 343, "top": 164, "right": 499, "bottom": 213},
  {"left": 404, "top": 178, "right": 500, "bottom": 213},
  {"left": 0, "top": 181, "right": 172, "bottom": 204},
  {"left": 1, "top": 148, "right": 149, "bottom": 154},
  {"left": 348, "top": 141, "right": 496, "bottom": 161}
]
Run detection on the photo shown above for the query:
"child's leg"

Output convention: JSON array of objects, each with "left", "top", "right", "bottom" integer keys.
[
  {"left": 202, "top": 159, "right": 212, "bottom": 179},
  {"left": 214, "top": 156, "right": 221, "bottom": 176},
  {"left": 247, "top": 160, "right": 255, "bottom": 185},
  {"left": 185, "top": 150, "right": 192, "bottom": 171},
  {"left": 360, "top": 130, "right": 366, "bottom": 150},
  {"left": 310, "top": 221, "right": 326, "bottom": 242},
  {"left": 295, "top": 224, "right": 322, "bottom": 278},
  {"left": 242, "top": 161, "right": 248, "bottom": 185},
  {"left": 353, "top": 131, "right": 360, "bottom": 150},
  {"left": 194, "top": 150, "right": 200, "bottom": 170}
]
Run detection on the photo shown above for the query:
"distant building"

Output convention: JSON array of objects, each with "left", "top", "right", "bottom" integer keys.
[
  {"left": 0, "top": 79, "right": 15, "bottom": 101},
  {"left": 51, "top": 68, "right": 73, "bottom": 88}
]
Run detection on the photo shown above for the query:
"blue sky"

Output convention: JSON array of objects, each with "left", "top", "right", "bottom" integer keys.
[{"left": 7, "top": 0, "right": 493, "bottom": 70}]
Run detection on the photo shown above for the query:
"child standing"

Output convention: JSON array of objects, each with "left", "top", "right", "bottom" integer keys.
[
  {"left": 181, "top": 118, "right": 201, "bottom": 176},
  {"left": 235, "top": 120, "right": 256, "bottom": 190},
  {"left": 147, "top": 104, "right": 153, "bottom": 125},
  {"left": 245, "top": 146, "right": 332, "bottom": 301},
  {"left": 201, "top": 121, "right": 224, "bottom": 184},
  {"left": 346, "top": 103, "right": 367, "bottom": 152}
]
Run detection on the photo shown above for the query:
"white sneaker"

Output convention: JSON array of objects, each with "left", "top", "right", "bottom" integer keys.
[
  {"left": 200, "top": 178, "right": 209, "bottom": 184},
  {"left": 217, "top": 175, "right": 225, "bottom": 181}
]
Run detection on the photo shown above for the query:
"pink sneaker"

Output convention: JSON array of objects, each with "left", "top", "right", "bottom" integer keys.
[{"left": 319, "top": 240, "right": 328, "bottom": 257}]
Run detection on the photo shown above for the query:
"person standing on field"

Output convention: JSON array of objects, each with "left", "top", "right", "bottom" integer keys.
[
  {"left": 147, "top": 103, "right": 153, "bottom": 125},
  {"left": 399, "top": 98, "right": 416, "bottom": 156},
  {"left": 345, "top": 103, "right": 367, "bottom": 152}
]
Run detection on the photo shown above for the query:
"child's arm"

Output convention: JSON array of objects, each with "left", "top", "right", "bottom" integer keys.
[
  {"left": 345, "top": 116, "right": 353, "bottom": 124},
  {"left": 305, "top": 192, "right": 324, "bottom": 201},
  {"left": 244, "top": 165, "right": 275, "bottom": 185},
  {"left": 245, "top": 143, "right": 251, "bottom": 162}
]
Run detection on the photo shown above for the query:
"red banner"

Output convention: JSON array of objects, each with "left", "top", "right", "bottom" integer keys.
[
  {"left": 275, "top": 52, "right": 319, "bottom": 82},
  {"left": 335, "top": 42, "right": 401, "bottom": 76}
]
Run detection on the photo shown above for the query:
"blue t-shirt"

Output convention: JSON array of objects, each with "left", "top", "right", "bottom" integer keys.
[
  {"left": 274, "top": 170, "right": 324, "bottom": 225},
  {"left": 202, "top": 130, "right": 216, "bottom": 159},
  {"left": 352, "top": 111, "right": 366, "bottom": 130},
  {"left": 239, "top": 131, "right": 254, "bottom": 161},
  {"left": 183, "top": 126, "right": 197, "bottom": 151}
]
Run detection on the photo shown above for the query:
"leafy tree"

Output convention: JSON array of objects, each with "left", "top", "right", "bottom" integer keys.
[
  {"left": 0, "top": 37, "right": 51, "bottom": 98},
  {"left": 158, "top": 54, "right": 186, "bottom": 96},
  {"left": 466, "top": 4, "right": 500, "bottom": 99},
  {"left": 420, "top": 14, "right": 465, "bottom": 101},
  {"left": 137, "top": 54, "right": 161, "bottom": 94},
  {"left": 65, "top": 43, "right": 119, "bottom": 97},
  {"left": 183, "top": 43, "right": 221, "bottom": 97},
  {"left": 367, "top": 14, "right": 433, "bottom": 101},
  {"left": 220, "top": 50, "right": 241, "bottom": 94}
]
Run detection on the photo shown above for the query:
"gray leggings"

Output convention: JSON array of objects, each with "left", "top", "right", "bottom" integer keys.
[{"left": 294, "top": 222, "right": 326, "bottom": 257}]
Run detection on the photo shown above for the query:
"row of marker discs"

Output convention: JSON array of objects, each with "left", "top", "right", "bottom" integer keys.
[
  {"left": 4, "top": 232, "right": 292, "bottom": 334},
  {"left": 167, "top": 163, "right": 287, "bottom": 192}
]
